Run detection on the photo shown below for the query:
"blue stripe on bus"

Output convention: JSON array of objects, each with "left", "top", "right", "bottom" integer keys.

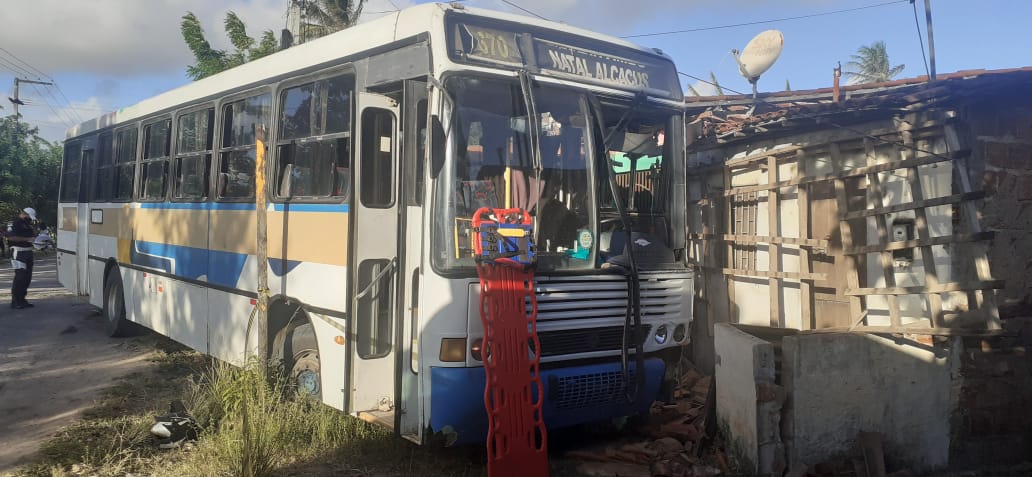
[
  {"left": 132, "top": 240, "right": 244, "bottom": 287},
  {"left": 137, "top": 202, "right": 349, "bottom": 213},
  {"left": 271, "top": 203, "right": 350, "bottom": 213},
  {"left": 130, "top": 240, "right": 303, "bottom": 286}
]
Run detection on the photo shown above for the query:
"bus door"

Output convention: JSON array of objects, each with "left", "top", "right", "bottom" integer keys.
[
  {"left": 349, "top": 92, "right": 401, "bottom": 422},
  {"left": 76, "top": 141, "right": 95, "bottom": 296}
]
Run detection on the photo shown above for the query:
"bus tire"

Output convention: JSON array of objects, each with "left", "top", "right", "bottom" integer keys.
[
  {"left": 284, "top": 323, "right": 321, "bottom": 400},
  {"left": 103, "top": 269, "right": 133, "bottom": 337}
]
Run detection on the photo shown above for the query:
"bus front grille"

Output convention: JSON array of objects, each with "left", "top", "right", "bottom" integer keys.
[
  {"left": 537, "top": 325, "right": 651, "bottom": 357},
  {"left": 550, "top": 369, "right": 636, "bottom": 410}
]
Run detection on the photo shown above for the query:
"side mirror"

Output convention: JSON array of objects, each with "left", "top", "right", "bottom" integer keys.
[{"left": 430, "top": 116, "right": 447, "bottom": 178}]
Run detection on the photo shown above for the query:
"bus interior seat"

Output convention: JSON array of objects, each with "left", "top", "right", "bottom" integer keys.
[{"left": 217, "top": 172, "right": 229, "bottom": 197}]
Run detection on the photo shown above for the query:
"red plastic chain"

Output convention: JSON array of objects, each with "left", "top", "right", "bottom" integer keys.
[{"left": 475, "top": 208, "right": 549, "bottom": 477}]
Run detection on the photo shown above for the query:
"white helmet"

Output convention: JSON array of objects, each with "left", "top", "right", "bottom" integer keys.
[{"left": 22, "top": 207, "right": 37, "bottom": 221}]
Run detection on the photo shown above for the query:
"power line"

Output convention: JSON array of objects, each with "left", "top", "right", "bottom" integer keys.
[
  {"left": 0, "top": 47, "right": 51, "bottom": 81},
  {"left": 499, "top": 0, "right": 548, "bottom": 21},
  {"left": 624, "top": 0, "right": 908, "bottom": 39},
  {"left": 30, "top": 84, "right": 76, "bottom": 129},
  {"left": 0, "top": 56, "right": 34, "bottom": 78}
]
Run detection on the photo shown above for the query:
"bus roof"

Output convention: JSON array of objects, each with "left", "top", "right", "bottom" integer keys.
[{"left": 65, "top": 2, "right": 678, "bottom": 140}]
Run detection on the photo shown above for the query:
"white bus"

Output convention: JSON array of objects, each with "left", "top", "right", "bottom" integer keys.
[{"left": 56, "top": 3, "right": 693, "bottom": 445}]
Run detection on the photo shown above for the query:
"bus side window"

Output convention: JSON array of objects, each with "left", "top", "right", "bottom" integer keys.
[
  {"left": 140, "top": 118, "right": 171, "bottom": 201},
  {"left": 173, "top": 107, "right": 214, "bottom": 201},
  {"left": 218, "top": 93, "right": 271, "bottom": 201},
  {"left": 275, "top": 73, "right": 353, "bottom": 200},
  {"left": 113, "top": 127, "right": 138, "bottom": 201}
]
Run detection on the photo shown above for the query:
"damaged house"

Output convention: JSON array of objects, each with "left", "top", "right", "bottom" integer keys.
[{"left": 683, "top": 68, "right": 1032, "bottom": 474}]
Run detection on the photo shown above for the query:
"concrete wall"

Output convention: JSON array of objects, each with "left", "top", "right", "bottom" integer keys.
[
  {"left": 781, "top": 332, "right": 960, "bottom": 472},
  {"left": 714, "top": 324, "right": 794, "bottom": 475}
]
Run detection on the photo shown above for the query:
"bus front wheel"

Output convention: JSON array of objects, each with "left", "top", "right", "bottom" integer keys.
[{"left": 103, "top": 270, "right": 133, "bottom": 337}]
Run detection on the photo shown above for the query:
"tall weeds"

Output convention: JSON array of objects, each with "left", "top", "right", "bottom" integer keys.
[{"left": 159, "top": 359, "right": 380, "bottom": 477}]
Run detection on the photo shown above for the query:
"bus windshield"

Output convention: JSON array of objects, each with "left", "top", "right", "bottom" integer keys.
[{"left": 434, "top": 75, "right": 682, "bottom": 273}]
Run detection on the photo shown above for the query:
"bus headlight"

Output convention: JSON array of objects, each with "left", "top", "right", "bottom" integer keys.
[
  {"left": 439, "top": 338, "right": 466, "bottom": 362},
  {"left": 654, "top": 325, "right": 668, "bottom": 345}
]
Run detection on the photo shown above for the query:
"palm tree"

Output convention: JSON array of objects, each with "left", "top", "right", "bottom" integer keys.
[
  {"left": 844, "top": 41, "right": 905, "bottom": 85},
  {"left": 291, "top": 0, "right": 365, "bottom": 44},
  {"left": 181, "top": 12, "right": 278, "bottom": 80}
]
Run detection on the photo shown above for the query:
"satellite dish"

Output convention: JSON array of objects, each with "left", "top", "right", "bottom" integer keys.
[{"left": 734, "top": 30, "right": 784, "bottom": 82}]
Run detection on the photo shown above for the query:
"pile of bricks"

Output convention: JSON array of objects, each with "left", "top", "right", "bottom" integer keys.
[{"left": 564, "top": 366, "right": 726, "bottom": 477}]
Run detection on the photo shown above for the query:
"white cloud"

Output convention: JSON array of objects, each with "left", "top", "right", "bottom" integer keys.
[{"left": 0, "top": 0, "right": 409, "bottom": 78}]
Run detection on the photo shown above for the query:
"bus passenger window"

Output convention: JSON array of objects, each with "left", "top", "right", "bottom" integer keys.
[
  {"left": 218, "top": 93, "right": 271, "bottom": 200},
  {"left": 275, "top": 74, "right": 353, "bottom": 200},
  {"left": 173, "top": 108, "right": 214, "bottom": 200},
  {"left": 113, "top": 127, "right": 138, "bottom": 201},
  {"left": 93, "top": 132, "right": 114, "bottom": 202},
  {"left": 140, "top": 118, "right": 171, "bottom": 201},
  {"left": 60, "top": 142, "right": 82, "bottom": 203}
]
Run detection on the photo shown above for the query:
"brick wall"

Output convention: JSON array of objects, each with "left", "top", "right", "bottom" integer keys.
[
  {"left": 961, "top": 97, "right": 1032, "bottom": 317},
  {"left": 950, "top": 319, "right": 1032, "bottom": 468}
]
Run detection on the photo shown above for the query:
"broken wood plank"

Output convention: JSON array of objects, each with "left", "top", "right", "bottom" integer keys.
[
  {"left": 844, "top": 231, "right": 994, "bottom": 255},
  {"left": 688, "top": 233, "right": 829, "bottom": 248},
  {"left": 803, "top": 326, "right": 1016, "bottom": 337},
  {"left": 845, "top": 280, "right": 1006, "bottom": 296},
  {"left": 722, "top": 268, "right": 828, "bottom": 281},
  {"left": 722, "top": 149, "right": 969, "bottom": 196},
  {"left": 725, "top": 145, "right": 803, "bottom": 168},
  {"left": 842, "top": 191, "right": 987, "bottom": 220}
]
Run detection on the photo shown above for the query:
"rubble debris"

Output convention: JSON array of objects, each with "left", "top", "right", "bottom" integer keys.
[{"left": 565, "top": 361, "right": 724, "bottom": 476}]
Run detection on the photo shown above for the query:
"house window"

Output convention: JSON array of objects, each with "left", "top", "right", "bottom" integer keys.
[{"left": 731, "top": 191, "right": 758, "bottom": 269}]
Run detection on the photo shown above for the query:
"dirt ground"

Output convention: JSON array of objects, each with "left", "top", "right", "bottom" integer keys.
[{"left": 0, "top": 255, "right": 152, "bottom": 473}]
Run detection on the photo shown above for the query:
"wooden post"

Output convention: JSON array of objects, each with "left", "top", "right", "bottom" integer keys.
[
  {"left": 832, "top": 143, "right": 866, "bottom": 327},
  {"left": 767, "top": 155, "right": 781, "bottom": 327},
  {"left": 897, "top": 118, "right": 944, "bottom": 327},
  {"left": 796, "top": 149, "right": 813, "bottom": 330},
  {"left": 255, "top": 125, "right": 269, "bottom": 359},
  {"left": 864, "top": 139, "right": 902, "bottom": 328},
  {"left": 944, "top": 125, "right": 1001, "bottom": 329},
  {"left": 724, "top": 165, "right": 736, "bottom": 322}
]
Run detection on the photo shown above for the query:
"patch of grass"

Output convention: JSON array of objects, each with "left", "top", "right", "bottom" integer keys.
[{"left": 11, "top": 337, "right": 480, "bottom": 477}]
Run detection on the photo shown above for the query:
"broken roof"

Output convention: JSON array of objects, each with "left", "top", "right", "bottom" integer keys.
[{"left": 685, "top": 67, "right": 1032, "bottom": 144}]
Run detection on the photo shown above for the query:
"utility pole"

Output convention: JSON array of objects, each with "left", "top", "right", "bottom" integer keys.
[
  {"left": 9, "top": 78, "right": 53, "bottom": 118},
  {"left": 924, "top": 0, "right": 936, "bottom": 82}
]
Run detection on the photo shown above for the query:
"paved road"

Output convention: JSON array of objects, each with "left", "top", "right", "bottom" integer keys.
[{"left": 0, "top": 255, "right": 151, "bottom": 473}]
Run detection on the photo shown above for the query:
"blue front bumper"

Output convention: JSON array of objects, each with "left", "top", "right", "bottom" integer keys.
[{"left": 429, "top": 358, "right": 665, "bottom": 446}]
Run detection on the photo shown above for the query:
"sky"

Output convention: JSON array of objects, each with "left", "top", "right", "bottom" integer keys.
[{"left": 0, "top": 0, "right": 1025, "bottom": 142}]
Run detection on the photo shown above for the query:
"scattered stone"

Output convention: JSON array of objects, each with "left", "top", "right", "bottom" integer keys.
[
  {"left": 576, "top": 461, "right": 652, "bottom": 477},
  {"left": 59, "top": 325, "right": 78, "bottom": 335}
]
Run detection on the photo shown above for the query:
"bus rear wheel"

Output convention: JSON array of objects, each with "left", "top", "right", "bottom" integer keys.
[
  {"left": 283, "top": 323, "right": 321, "bottom": 400},
  {"left": 103, "top": 270, "right": 134, "bottom": 337}
]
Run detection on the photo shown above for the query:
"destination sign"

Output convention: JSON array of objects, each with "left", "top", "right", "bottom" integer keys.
[{"left": 448, "top": 16, "right": 682, "bottom": 100}]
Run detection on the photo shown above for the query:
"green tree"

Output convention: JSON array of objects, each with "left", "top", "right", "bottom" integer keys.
[
  {"left": 0, "top": 117, "right": 62, "bottom": 226},
  {"left": 181, "top": 11, "right": 280, "bottom": 81},
  {"left": 292, "top": 0, "right": 365, "bottom": 43},
  {"left": 844, "top": 41, "right": 905, "bottom": 85}
]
